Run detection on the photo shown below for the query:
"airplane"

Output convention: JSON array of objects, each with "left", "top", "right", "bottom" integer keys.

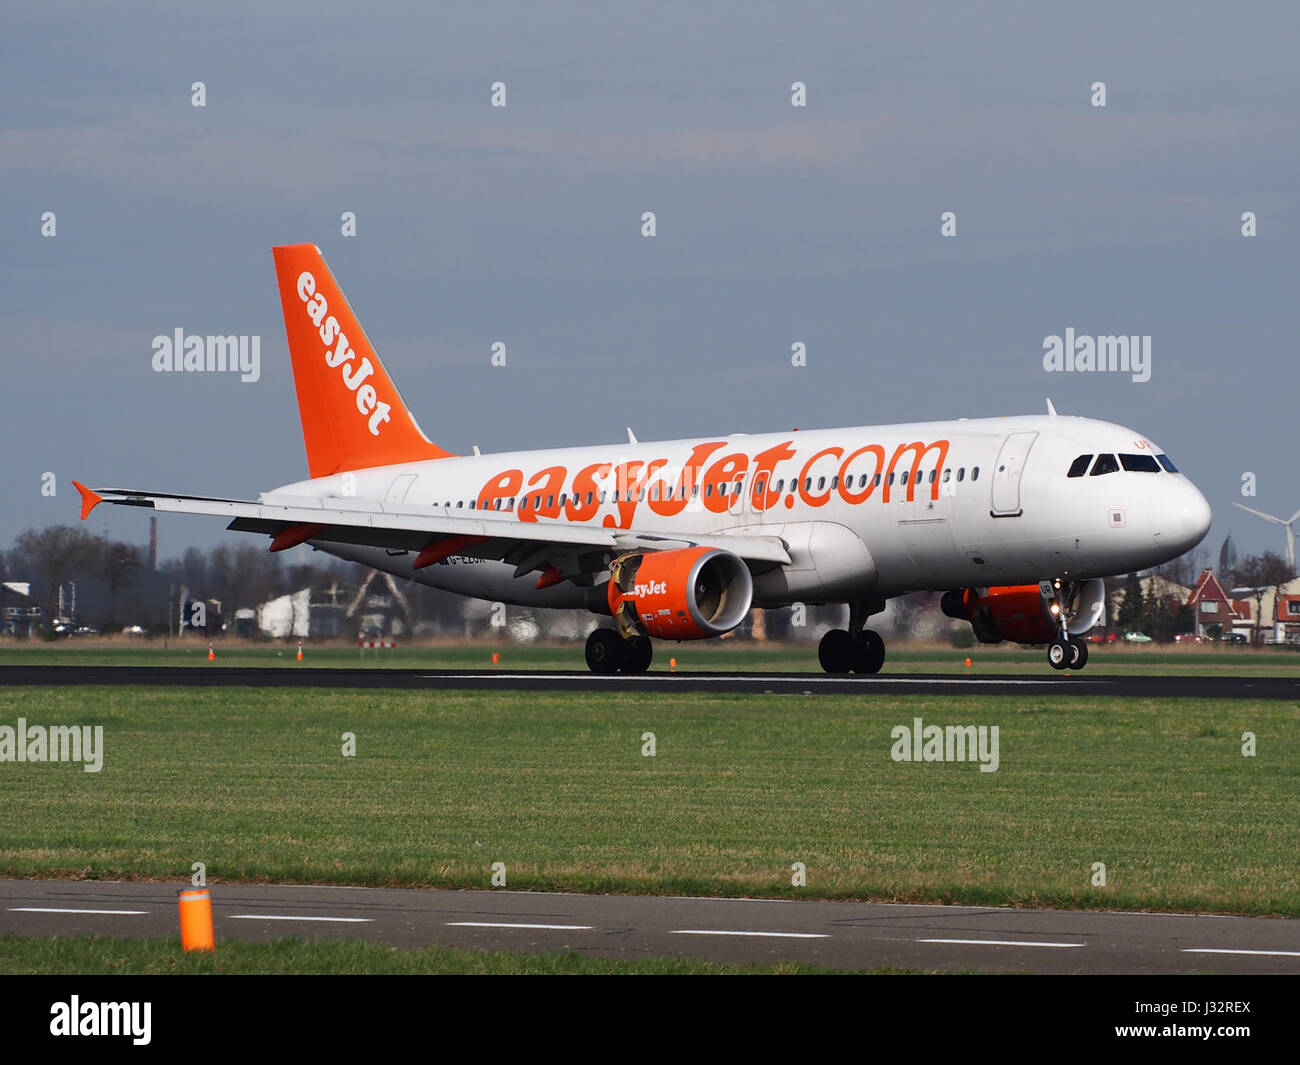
[{"left": 73, "top": 244, "right": 1213, "bottom": 674}]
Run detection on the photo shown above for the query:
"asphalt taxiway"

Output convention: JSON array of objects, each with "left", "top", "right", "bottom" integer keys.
[
  {"left": 1, "top": 665, "right": 1297, "bottom": 698},
  {"left": 1, "top": 879, "right": 1296, "bottom": 974}
]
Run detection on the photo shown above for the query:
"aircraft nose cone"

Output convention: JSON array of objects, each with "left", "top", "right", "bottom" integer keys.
[{"left": 1154, "top": 481, "right": 1212, "bottom": 554}]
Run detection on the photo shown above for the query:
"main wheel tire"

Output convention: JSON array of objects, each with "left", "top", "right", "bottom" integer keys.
[
  {"left": 854, "top": 629, "right": 886, "bottom": 674},
  {"left": 620, "top": 636, "right": 653, "bottom": 673},
  {"left": 586, "top": 628, "right": 626, "bottom": 674},
  {"left": 1068, "top": 637, "right": 1088, "bottom": 669},
  {"left": 1047, "top": 638, "right": 1071, "bottom": 670},
  {"left": 818, "top": 629, "right": 854, "bottom": 673}
]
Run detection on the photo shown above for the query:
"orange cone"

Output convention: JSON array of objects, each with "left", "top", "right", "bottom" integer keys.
[
  {"left": 492, "top": 652, "right": 499, "bottom": 665},
  {"left": 670, "top": 657, "right": 677, "bottom": 672},
  {"left": 296, "top": 640, "right": 303, "bottom": 661},
  {"left": 178, "top": 888, "right": 215, "bottom": 951},
  {"left": 208, "top": 642, "right": 215, "bottom": 662}
]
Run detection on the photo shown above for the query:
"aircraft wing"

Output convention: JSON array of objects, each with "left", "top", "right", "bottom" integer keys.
[{"left": 72, "top": 483, "right": 793, "bottom": 569}]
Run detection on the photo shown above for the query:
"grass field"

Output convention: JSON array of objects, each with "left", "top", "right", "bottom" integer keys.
[
  {"left": 0, "top": 935, "right": 876, "bottom": 975},
  {"left": 1, "top": 637, "right": 1295, "bottom": 675},
  {"left": 1, "top": 685, "right": 1296, "bottom": 916}
]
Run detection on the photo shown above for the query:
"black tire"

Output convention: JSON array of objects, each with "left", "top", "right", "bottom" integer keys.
[
  {"left": 1047, "top": 638, "right": 1071, "bottom": 670},
  {"left": 1068, "top": 638, "right": 1088, "bottom": 669},
  {"left": 818, "top": 629, "right": 854, "bottom": 673},
  {"left": 854, "top": 629, "right": 886, "bottom": 674},
  {"left": 586, "top": 628, "right": 626, "bottom": 674},
  {"left": 620, "top": 636, "right": 653, "bottom": 673}
]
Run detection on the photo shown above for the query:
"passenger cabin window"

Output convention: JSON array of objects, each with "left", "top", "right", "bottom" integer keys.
[
  {"left": 957, "top": 468, "right": 964, "bottom": 482},
  {"left": 1157, "top": 454, "right": 1178, "bottom": 473},
  {"left": 1067, "top": 454, "right": 1093, "bottom": 478},
  {"left": 971, "top": 466, "right": 980, "bottom": 481},
  {"left": 1090, "top": 454, "right": 1120, "bottom": 476},
  {"left": 1119, "top": 453, "right": 1161, "bottom": 473}
]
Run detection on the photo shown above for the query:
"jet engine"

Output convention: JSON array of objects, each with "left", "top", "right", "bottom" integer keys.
[
  {"left": 606, "top": 546, "right": 753, "bottom": 640},
  {"left": 941, "top": 578, "right": 1106, "bottom": 644}
]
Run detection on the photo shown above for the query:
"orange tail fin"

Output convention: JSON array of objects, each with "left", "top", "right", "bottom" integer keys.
[{"left": 272, "top": 244, "right": 454, "bottom": 477}]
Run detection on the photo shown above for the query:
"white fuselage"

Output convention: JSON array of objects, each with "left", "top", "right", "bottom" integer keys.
[{"left": 266, "top": 414, "right": 1212, "bottom": 609}]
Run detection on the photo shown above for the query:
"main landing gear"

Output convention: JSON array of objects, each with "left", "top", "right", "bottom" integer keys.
[
  {"left": 1047, "top": 636, "right": 1088, "bottom": 671},
  {"left": 818, "top": 600, "right": 887, "bottom": 674},
  {"left": 585, "top": 628, "right": 653, "bottom": 674}
]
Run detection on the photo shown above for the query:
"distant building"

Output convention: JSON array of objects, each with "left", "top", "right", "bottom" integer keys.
[
  {"left": 1218, "top": 534, "right": 1238, "bottom": 574},
  {"left": 1, "top": 582, "right": 43, "bottom": 636},
  {"left": 1185, "top": 569, "right": 1251, "bottom": 638}
]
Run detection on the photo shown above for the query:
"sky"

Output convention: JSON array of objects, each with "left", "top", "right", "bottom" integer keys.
[{"left": 3, "top": 1, "right": 1298, "bottom": 568}]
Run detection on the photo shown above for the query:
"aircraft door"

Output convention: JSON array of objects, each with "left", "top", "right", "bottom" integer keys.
[{"left": 990, "top": 432, "right": 1038, "bottom": 516}]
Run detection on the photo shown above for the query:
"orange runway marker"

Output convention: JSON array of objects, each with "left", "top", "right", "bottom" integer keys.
[{"left": 178, "top": 888, "right": 214, "bottom": 952}]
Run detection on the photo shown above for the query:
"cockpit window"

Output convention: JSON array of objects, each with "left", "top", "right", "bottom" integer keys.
[
  {"left": 1119, "top": 453, "right": 1161, "bottom": 473},
  {"left": 1090, "top": 453, "right": 1120, "bottom": 476},
  {"left": 1156, "top": 454, "right": 1178, "bottom": 473},
  {"left": 1067, "top": 454, "right": 1093, "bottom": 478}
]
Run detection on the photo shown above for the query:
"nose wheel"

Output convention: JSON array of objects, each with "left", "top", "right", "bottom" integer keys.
[{"left": 1047, "top": 637, "right": 1088, "bottom": 670}]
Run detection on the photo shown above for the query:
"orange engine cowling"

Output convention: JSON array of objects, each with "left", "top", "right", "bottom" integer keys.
[
  {"left": 941, "top": 585, "right": 1057, "bottom": 645},
  {"left": 606, "top": 546, "right": 753, "bottom": 640}
]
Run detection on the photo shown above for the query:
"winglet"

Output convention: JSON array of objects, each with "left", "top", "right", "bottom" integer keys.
[
  {"left": 1046, "top": 398, "right": 1058, "bottom": 417},
  {"left": 72, "top": 481, "right": 103, "bottom": 521}
]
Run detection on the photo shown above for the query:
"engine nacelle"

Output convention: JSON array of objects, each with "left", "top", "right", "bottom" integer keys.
[
  {"left": 941, "top": 585, "right": 1056, "bottom": 644},
  {"left": 941, "top": 577, "right": 1107, "bottom": 644},
  {"left": 606, "top": 546, "right": 753, "bottom": 640}
]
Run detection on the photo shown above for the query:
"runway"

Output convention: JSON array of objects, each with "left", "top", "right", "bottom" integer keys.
[
  {"left": 1, "top": 664, "right": 1297, "bottom": 699},
  {"left": 1, "top": 879, "right": 1296, "bottom": 974}
]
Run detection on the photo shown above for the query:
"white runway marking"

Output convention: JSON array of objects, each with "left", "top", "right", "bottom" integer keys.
[
  {"left": 227, "top": 914, "right": 373, "bottom": 923},
  {"left": 7, "top": 907, "right": 148, "bottom": 915},
  {"left": 447, "top": 921, "right": 593, "bottom": 931},
  {"left": 918, "top": 938, "right": 1085, "bottom": 948},
  {"left": 430, "top": 674, "right": 1061, "bottom": 686},
  {"left": 671, "top": 929, "right": 829, "bottom": 939},
  {"left": 1182, "top": 948, "right": 1300, "bottom": 957}
]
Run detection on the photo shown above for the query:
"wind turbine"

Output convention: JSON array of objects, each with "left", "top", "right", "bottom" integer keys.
[{"left": 1233, "top": 503, "right": 1300, "bottom": 573}]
